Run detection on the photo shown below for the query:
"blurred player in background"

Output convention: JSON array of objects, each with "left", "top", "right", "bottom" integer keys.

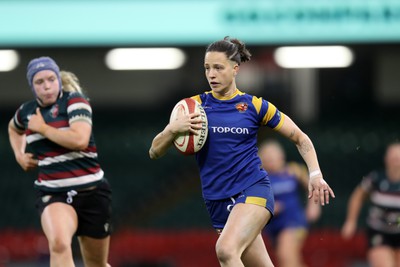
[
  {"left": 8, "top": 57, "right": 112, "bottom": 267},
  {"left": 259, "top": 140, "right": 321, "bottom": 267},
  {"left": 149, "top": 36, "right": 334, "bottom": 267},
  {"left": 341, "top": 142, "right": 400, "bottom": 267}
]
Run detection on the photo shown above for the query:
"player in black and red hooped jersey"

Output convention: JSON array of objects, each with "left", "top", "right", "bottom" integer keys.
[
  {"left": 8, "top": 57, "right": 112, "bottom": 267},
  {"left": 342, "top": 142, "right": 400, "bottom": 267}
]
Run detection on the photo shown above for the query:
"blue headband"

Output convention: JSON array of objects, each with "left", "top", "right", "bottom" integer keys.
[{"left": 26, "top": 57, "right": 62, "bottom": 94}]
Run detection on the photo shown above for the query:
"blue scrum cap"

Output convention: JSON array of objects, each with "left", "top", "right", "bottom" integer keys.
[{"left": 26, "top": 56, "right": 62, "bottom": 93}]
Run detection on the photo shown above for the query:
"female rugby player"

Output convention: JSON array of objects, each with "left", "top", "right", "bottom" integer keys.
[
  {"left": 8, "top": 57, "right": 112, "bottom": 267},
  {"left": 149, "top": 37, "right": 334, "bottom": 267}
]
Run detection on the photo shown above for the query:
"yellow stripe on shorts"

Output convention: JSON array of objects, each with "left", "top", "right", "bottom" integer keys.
[{"left": 245, "top": 196, "right": 267, "bottom": 207}]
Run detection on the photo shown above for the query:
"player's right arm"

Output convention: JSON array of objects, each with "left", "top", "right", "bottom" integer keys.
[
  {"left": 341, "top": 185, "right": 368, "bottom": 240},
  {"left": 149, "top": 124, "right": 176, "bottom": 160},
  {"left": 8, "top": 119, "right": 38, "bottom": 171},
  {"left": 149, "top": 111, "right": 202, "bottom": 160}
]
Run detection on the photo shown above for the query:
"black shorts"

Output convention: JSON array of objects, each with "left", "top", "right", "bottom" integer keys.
[
  {"left": 35, "top": 179, "right": 112, "bottom": 239},
  {"left": 367, "top": 227, "right": 400, "bottom": 249}
]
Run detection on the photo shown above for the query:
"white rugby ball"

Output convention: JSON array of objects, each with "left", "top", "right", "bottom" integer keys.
[{"left": 169, "top": 98, "right": 208, "bottom": 155}]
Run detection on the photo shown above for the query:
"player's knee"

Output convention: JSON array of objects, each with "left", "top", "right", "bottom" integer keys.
[
  {"left": 48, "top": 237, "right": 70, "bottom": 254},
  {"left": 216, "top": 245, "right": 233, "bottom": 263},
  {"left": 215, "top": 239, "right": 237, "bottom": 263}
]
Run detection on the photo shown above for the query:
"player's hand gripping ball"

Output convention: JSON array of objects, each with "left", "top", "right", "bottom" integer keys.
[{"left": 169, "top": 98, "right": 208, "bottom": 155}]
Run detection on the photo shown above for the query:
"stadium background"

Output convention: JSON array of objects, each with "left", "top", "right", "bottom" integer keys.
[{"left": 1, "top": 1, "right": 400, "bottom": 266}]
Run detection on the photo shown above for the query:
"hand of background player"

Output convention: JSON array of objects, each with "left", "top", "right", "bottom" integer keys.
[
  {"left": 308, "top": 175, "right": 335, "bottom": 206},
  {"left": 168, "top": 106, "right": 203, "bottom": 135},
  {"left": 16, "top": 152, "right": 38, "bottom": 171},
  {"left": 28, "top": 108, "right": 49, "bottom": 135},
  {"left": 341, "top": 220, "right": 357, "bottom": 240},
  {"left": 306, "top": 197, "right": 322, "bottom": 222}
]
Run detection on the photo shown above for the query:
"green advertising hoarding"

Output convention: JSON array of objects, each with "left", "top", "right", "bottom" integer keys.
[{"left": 1, "top": 0, "right": 400, "bottom": 46}]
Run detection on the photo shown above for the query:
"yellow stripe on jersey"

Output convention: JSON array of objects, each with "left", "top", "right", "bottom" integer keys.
[
  {"left": 262, "top": 101, "right": 277, "bottom": 125},
  {"left": 261, "top": 102, "right": 286, "bottom": 130},
  {"left": 251, "top": 96, "right": 263, "bottom": 115},
  {"left": 274, "top": 113, "right": 285, "bottom": 131},
  {"left": 191, "top": 95, "right": 202, "bottom": 104},
  {"left": 245, "top": 196, "right": 267, "bottom": 207}
]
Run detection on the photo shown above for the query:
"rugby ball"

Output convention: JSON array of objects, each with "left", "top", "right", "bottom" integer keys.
[{"left": 169, "top": 98, "right": 208, "bottom": 155}]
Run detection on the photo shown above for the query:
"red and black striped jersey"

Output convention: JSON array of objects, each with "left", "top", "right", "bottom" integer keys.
[
  {"left": 361, "top": 171, "right": 400, "bottom": 233},
  {"left": 13, "top": 91, "right": 104, "bottom": 192}
]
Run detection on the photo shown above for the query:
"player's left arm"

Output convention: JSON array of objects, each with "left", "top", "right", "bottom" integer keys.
[
  {"left": 28, "top": 107, "right": 91, "bottom": 150},
  {"left": 276, "top": 114, "right": 335, "bottom": 205}
]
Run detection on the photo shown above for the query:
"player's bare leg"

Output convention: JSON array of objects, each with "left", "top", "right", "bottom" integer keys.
[
  {"left": 215, "top": 203, "right": 274, "bottom": 267},
  {"left": 41, "top": 203, "right": 78, "bottom": 267},
  {"left": 241, "top": 233, "right": 274, "bottom": 266},
  {"left": 78, "top": 235, "right": 110, "bottom": 267},
  {"left": 275, "top": 228, "right": 306, "bottom": 267},
  {"left": 368, "top": 246, "right": 395, "bottom": 267}
]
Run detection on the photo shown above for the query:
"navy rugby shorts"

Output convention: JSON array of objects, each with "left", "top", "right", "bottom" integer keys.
[
  {"left": 204, "top": 176, "right": 274, "bottom": 230},
  {"left": 35, "top": 179, "right": 112, "bottom": 238}
]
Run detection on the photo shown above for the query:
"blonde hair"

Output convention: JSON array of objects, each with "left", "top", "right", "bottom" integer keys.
[{"left": 60, "top": 71, "right": 83, "bottom": 93}]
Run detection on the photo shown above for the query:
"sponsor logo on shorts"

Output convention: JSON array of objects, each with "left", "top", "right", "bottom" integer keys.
[
  {"left": 42, "top": 195, "right": 51, "bottom": 203},
  {"left": 104, "top": 223, "right": 110, "bottom": 233}
]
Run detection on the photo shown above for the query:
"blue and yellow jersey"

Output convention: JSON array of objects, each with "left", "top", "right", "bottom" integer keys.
[
  {"left": 192, "top": 89, "right": 285, "bottom": 200},
  {"left": 265, "top": 170, "right": 307, "bottom": 236},
  {"left": 13, "top": 91, "right": 104, "bottom": 192}
]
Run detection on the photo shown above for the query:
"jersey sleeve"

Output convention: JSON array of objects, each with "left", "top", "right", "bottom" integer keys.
[
  {"left": 67, "top": 92, "right": 92, "bottom": 125},
  {"left": 191, "top": 91, "right": 211, "bottom": 105},
  {"left": 252, "top": 96, "right": 285, "bottom": 130},
  {"left": 12, "top": 104, "right": 26, "bottom": 132},
  {"left": 191, "top": 94, "right": 202, "bottom": 104},
  {"left": 360, "top": 171, "right": 379, "bottom": 193}
]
